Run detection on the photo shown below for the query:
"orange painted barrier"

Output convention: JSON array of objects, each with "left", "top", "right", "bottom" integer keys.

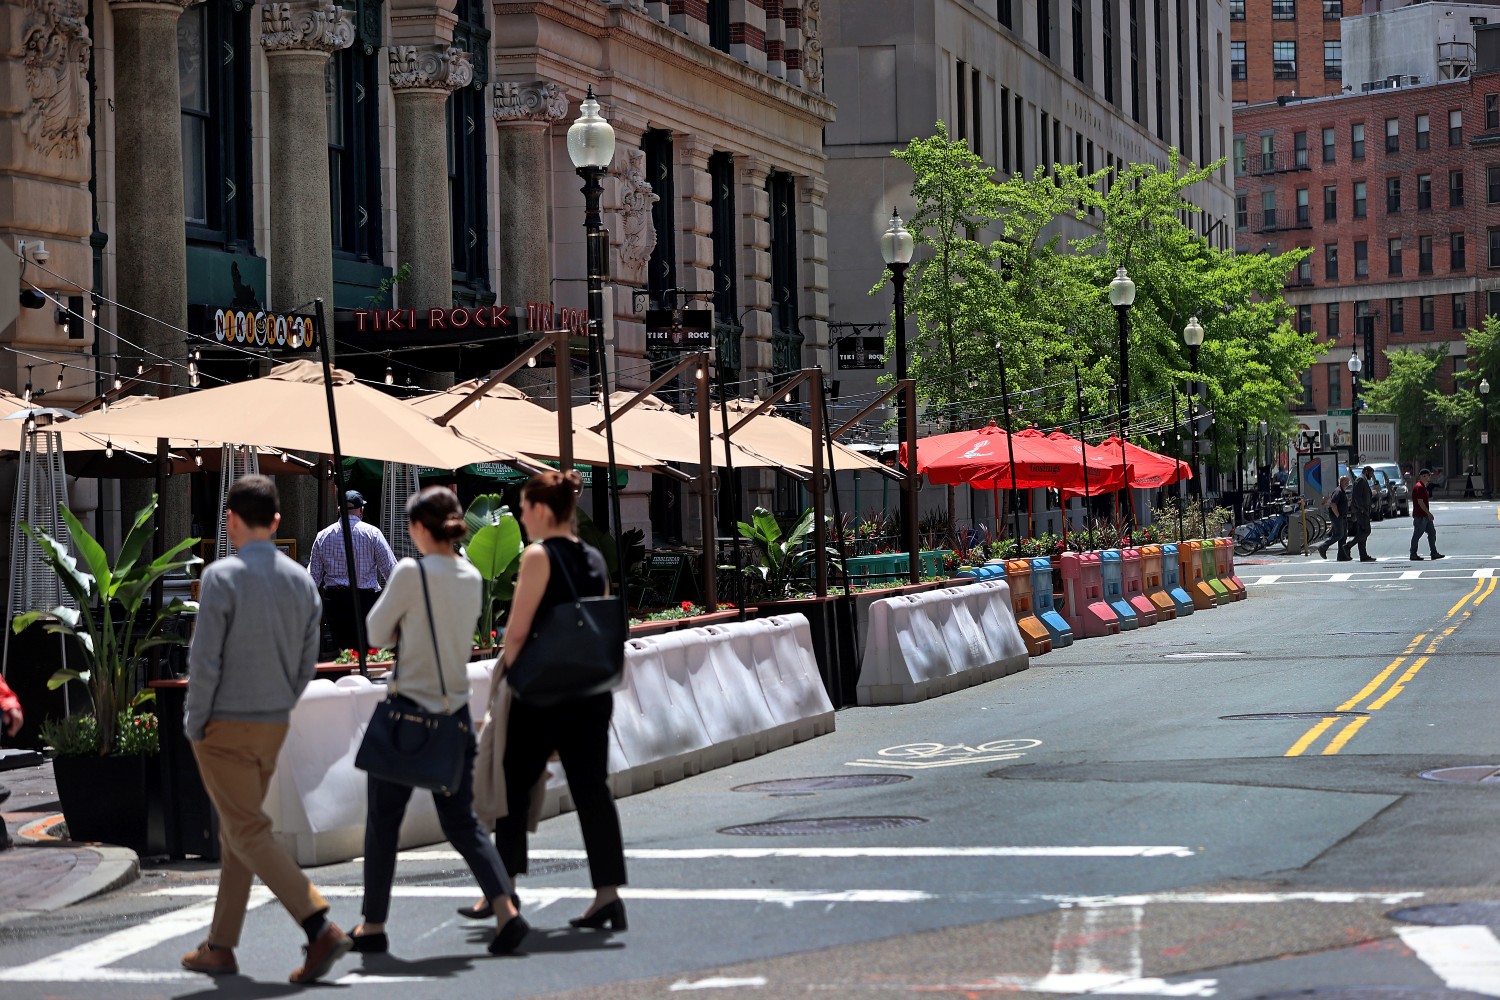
[
  {"left": 1119, "top": 547, "right": 1159, "bottom": 626},
  {"left": 1215, "top": 538, "right": 1247, "bottom": 600},
  {"left": 1138, "top": 544, "right": 1178, "bottom": 621},
  {"left": 1003, "top": 559, "right": 1054, "bottom": 656},
  {"left": 1178, "top": 541, "right": 1218, "bottom": 611}
]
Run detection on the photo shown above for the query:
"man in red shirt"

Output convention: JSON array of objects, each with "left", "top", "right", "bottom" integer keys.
[
  {"left": 0, "top": 675, "right": 23, "bottom": 851},
  {"left": 1410, "top": 468, "right": 1446, "bottom": 561}
]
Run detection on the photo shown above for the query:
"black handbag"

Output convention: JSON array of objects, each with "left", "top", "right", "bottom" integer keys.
[
  {"left": 354, "top": 561, "right": 470, "bottom": 795},
  {"left": 505, "top": 542, "right": 627, "bottom": 707}
]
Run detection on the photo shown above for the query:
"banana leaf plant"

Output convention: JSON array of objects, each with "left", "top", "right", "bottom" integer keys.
[
  {"left": 462, "top": 494, "right": 523, "bottom": 640},
  {"left": 734, "top": 506, "right": 842, "bottom": 601},
  {"left": 10, "top": 496, "right": 200, "bottom": 756}
]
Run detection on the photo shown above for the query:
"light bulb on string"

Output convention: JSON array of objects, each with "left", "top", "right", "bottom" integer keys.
[
  {"left": 100, "top": 400, "right": 109, "bottom": 414},
  {"left": 527, "top": 355, "right": 536, "bottom": 368},
  {"left": 194, "top": 449, "right": 203, "bottom": 468},
  {"left": 112, "top": 375, "right": 121, "bottom": 391},
  {"left": 189, "top": 350, "right": 200, "bottom": 388},
  {"left": 105, "top": 440, "right": 114, "bottom": 459},
  {"left": 55, "top": 370, "right": 64, "bottom": 391},
  {"left": 385, "top": 366, "right": 394, "bottom": 385},
  {"left": 137, "top": 364, "right": 144, "bottom": 376},
  {"left": 22, "top": 365, "right": 33, "bottom": 403}
]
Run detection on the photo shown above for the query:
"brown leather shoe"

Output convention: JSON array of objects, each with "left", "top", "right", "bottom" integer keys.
[
  {"left": 289, "top": 922, "right": 352, "bottom": 984},
  {"left": 182, "top": 940, "right": 238, "bottom": 975}
]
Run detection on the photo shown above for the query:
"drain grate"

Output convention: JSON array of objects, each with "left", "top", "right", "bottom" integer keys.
[
  {"left": 1249, "top": 990, "right": 1492, "bottom": 999},
  {"left": 732, "top": 774, "right": 913, "bottom": 793},
  {"left": 1390, "top": 901, "right": 1500, "bottom": 926},
  {"left": 1419, "top": 766, "right": 1500, "bottom": 784},
  {"left": 1221, "top": 711, "right": 1369, "bottom": 721},
  {"left": 1162, "top": 651, "right": 1249, "bottom": 659},
  {"left": 718, "top": 816, "right": 927, "bottom": 837}
]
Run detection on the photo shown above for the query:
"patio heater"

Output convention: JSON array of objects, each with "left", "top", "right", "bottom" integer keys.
[
  {"left": 381, "top": 462, "right": 422, "bottom": 562},
  {"left": 214, "top": 445, "right": 260, "bottom": 561}
]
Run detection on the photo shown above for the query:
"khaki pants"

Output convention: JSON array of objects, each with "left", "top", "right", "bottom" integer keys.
[{"left": 192, "top": 721, "right": 327, "bottom": 947}]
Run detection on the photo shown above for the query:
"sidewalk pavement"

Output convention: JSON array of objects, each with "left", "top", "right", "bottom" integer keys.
[{"left": 0, "top": 758, "right": 139, "bottom": 925}]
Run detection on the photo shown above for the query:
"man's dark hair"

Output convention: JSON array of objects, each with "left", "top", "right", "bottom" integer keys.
[{"left": 227, "top": 475, "right": 279, "bottom": 528}]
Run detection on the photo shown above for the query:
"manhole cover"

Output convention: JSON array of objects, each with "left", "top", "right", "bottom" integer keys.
[
  {"left": 718, "top": 816, "right": 927, "bottom": 837},
  {"left": 1221, "top": 711, "right": 1370, "bottom": 721},
  {"left": 1419, "top": 766, "right": 1500, "bottom": 784},
  {"left": 1390, "top": 901, "right": 1500, "bottom": 926},
  {"left": 1250, "top": 990, "right": 1492, "bottom": 999},
  {"left": 732, "top": 775, "right": 913, "bottom": 793},
  {"left": 1163, "top": 651, "right": 1249, "bottom": 659}
]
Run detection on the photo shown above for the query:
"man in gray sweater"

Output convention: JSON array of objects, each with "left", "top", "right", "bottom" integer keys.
[{"left": 180, "top": 476, "right": 351, "bottom": 983}]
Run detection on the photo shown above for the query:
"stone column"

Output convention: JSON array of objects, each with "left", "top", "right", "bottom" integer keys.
[
  {"left": 109, "top": 0, "right": 194, "bottom": 542},
  {"left": 390, "top": 45, "right": 473, "bottom": 389},
  {"left": 260, "top": 0, "right": 352, "bottom": 552},
  {"left": 675, "top": 137, "right": 715, "bottom": 548},
  {"left": 494, "top": 81, "right": 567, "bottom": 314},
  {"left": 738, "top": 155, "right": 774, "bottom": 515},
  {"left": 796, "top": 174, "right": 829, "bottom": 370}
]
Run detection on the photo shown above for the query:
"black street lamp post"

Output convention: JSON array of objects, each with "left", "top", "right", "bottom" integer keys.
[
  {"left": 1108, "top": 267, "right": 1136, "bottom": 522},
  {"left": 1482, "top": 377, "right": 1492, "bottom": 500},
  {"left": 881, "top": 210, "right": 919, "bottom": 579},
  {"left": 1348, "top": 347, "right": 1363, "bottom": 467},
  {"left": 1184, "top": 316, "right": 1205, "bottom": 526}
]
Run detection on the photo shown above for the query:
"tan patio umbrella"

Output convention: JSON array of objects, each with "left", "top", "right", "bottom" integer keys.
[
  {"left": 54, "top": 360, "right": 533, "bottom": 469},
  {"left": 573, "top": 392, "right": 792, "bottom": 469},
  {"left": 406, "top": 379, "right": 660, "bottom": 469},
  {"left": 719, "top": 398, "right": 890, "bottom": 475}
]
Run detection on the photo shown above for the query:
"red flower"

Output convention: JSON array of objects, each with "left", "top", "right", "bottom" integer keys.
[{"left": 681, "top": 601, "right": 694, "bottom": 612}]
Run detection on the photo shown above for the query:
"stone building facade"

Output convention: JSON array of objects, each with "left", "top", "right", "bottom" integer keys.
[{"left": 1, "top": 0, "right": 834, "bottom": 552}]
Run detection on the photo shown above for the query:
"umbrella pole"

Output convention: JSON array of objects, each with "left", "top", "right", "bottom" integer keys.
[
  {"left": 694, "top": 355, "right": 716, "bottom": 610},
  {"left": 809, "top": 372, "right": 828, "bottom": 597},
  {"left": 715, "top": 346, "right": 743, "bottom": 618},
  {"left": 590, "top": 327, "right": 625, "bottom": 600},
  {"left": 1074, "top": 366, "right": 1092, "bottom": 548},
  {"left": 314, "top": 299, "right": 368, "bottom": 678},
  {"left": 1172, "top": 388, "right": 1184, "bottom": 542},
  {"left": 819, "top": 377, "right": 852, "bottom": 600},
  {"left": 149, "top": 435, "right": 168, "bottom": 680}
]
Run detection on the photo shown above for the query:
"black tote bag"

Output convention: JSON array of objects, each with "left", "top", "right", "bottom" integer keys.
[
  {"left": 505, "top": 543, "right": 626, "bottom": 707},
  {"left": 354, "top": 561, "right": 470, "bottom": 794}
]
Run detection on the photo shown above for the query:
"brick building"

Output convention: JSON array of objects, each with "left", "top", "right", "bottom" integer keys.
[
  {"left": 1230, "top": 0, "right": 1369, "bottom": 105},
  {"left": 1233, "top": 69, "right": 1500, "bottom": 419}
]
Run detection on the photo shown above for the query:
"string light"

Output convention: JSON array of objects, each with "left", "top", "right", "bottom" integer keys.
[
  {"left": 55, "top": 369, "right": 64, "bottom": 391},
  {"left": 112, "top": 375, "right": 121, "bottom": 391},
  {"left": 22, "top": 366, "right": 33, "bottom": 404},
  {"left": 527, "top": 355, "right": 537, "bottom": 368},
  {"left": 194, "top": 448, "right": 203, "bottom": 468},
  {"left": 189, "top": 349, "right": 200, "bottom": 388},
  {"left": 105, "top": 440, "right": 114, "bottom": 458},
  {"left": 385, "top": 366, "right": 394, "bottom": 385},
  {"left": 100, "top": 400, "right": 109, "bottom": 414}
]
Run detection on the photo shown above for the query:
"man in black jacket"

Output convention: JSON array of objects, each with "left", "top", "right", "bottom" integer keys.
[
  {"left": 1350, "top": 466, "right": 1377, "bottom": 562},
  {"left": 1319, "top": 475, "right": 1352, "bottom": 560}
]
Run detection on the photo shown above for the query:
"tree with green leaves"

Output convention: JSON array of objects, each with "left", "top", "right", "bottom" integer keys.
[{"left": 1362, "top": 346, "right": 1447, "bottom": 466}]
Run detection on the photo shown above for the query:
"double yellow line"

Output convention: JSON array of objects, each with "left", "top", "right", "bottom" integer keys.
[{"left": 1284, "top": 576, "right": 1497, "bottom": 757}]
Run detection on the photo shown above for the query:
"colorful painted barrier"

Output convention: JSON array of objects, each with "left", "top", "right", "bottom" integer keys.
[
  {"left": 1160, "top": 543, "right": 1196, "bottom": 616},
  {"left": 1178, "top": 541, "right": 1218, "bottom": 611},
  {"left": 1004, "top": 559, "right": 1055, "bottom": 656},
  {"left": 1030, "top": 557, "right": 1074, "bottom": 647},
  {"left": 1199, "top": 540, "right": 1231, "bottom": 606},
  {"left": 1138, "top": 544, "right": 1178, "bottom": 621},
  {"left": 1058, "top": 551, "right": 1122, "bottom": 638},
  {"left": 1120, "top": 547, "right": 1160, "bottom": 626},
  {"left": 1098, "top": 550, "right": 1140, "bottom": 630},
  {"left": 1215, "top": 538, "right": 1247, "bottom": 600}
]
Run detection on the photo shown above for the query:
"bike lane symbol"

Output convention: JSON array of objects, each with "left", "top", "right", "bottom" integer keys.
[{"left": 847, "top": 739, "right": 1043, "bottom": 770}]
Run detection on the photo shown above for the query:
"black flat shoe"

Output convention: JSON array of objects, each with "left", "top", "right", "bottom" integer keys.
[
  {"left": 458, "top": 893, "right": 520, "bottom": 920},
  {"left": 569, "top": 899, "right": 627, "bottom": 932},
  {"left": 350, "top": 932, "right": 388, "bottom": 954},
  {"left": 488, "top": 915, "right": 530, "bottom": 956}
]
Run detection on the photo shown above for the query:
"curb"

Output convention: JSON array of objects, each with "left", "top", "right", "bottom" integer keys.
[{"left": 0, "top": 814, "right": 141, "bottom": 924}]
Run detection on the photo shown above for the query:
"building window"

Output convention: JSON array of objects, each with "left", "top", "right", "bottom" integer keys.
[
  {"left": 1259, "top": 133, "right": 1275, "bottom": 173},
  {"left": 1454, "top": 293, "right": 1468, "bottom": 329},
  {"left": 1419, "top": 235, "right": 1433, "bottom": 273},
  {"left": 1386, "top": 177, "right": 1401, "bottom": 213},
  {"left": 1419, "top": 296, "right": 1435, "bottom": 331},
  {"left": 709, "top": 0, "right": 730, "bottom": 52},
  {"left": 1294, "top": 131, "right": 1308, "bottom": 168},
  {"left": 1323, "top": 184, "right": 1337, "bottom": 221},
  {"left": 1489, "top": 166, "right": 1500, "bottom": 203},
  {"left": 1453, "top": 231, "right": 1467, "bottom": 269},
  {"left": 1351, "top": 122, "right": 1365, "bottom": 159},
  {"left": 1233, "top": 136, "right": 1246, "bottom": 175},
  {"left": 1262, "top": 190, "right": 1277, "bottom": 228},
  {"left": 1072, "top": 0, "right": 1086, "bottom": 81},
  {"left": 1103, "top": 0, "right": 1116, "bottom": 104},
  {"left": 1230, "top": 41, "right": 1246, "bottom": 81},
  {"left": 1297, "top": 257, "right": 1313, "bottom": 285},
  {"left": 1451, "top": 169, "right": 1465, "bottom": 207},
  {"left": 645, "top": 129, "right": 678, "bottom": 304},
  {"left": 1295, "top": 187, "right": 1309, "bottom": 224},
  {"left": 1273, "top": 41, "right": 1297, "bottom": 79},
  {"left": 1389, "top": 298, "right": 1405, "bottom": 334},
  {"left": 1417, "top": 172, "right": 1431, "bottom": 210},
  {"left": 1325, "top": 242, "right": 1339, "bottom": 279},
  {"left": 768, "top": 171, "right": 801, "bottom": 373},
  {"left": 326, "top": 36, "right": 383, "bottom": 264},
  {"left": 1324, "top": 41, "right": 1341, "bottom": 79},
  {"left": 1450, "top": 109, "right": 1464, "bottom": 145},
  {"left": 448, "top": 0, "right": 491, "bottom": 304},
  {"left": 1385, "top": 117, "right": 1399, "bottom": 153},
  {"left": 1301, "top": 370, "right": 1314, "bottom": 406},
  {"left": 1388, "top": 237, "right": 1402, "bottom": 275},
  {"left": 1230, "top": 0, "right": 1244, "bottom": 19},
  {"left": 1322, "top": 127, "right": 1335, "bottom": 163},
  {"left": 1129, "top": 0, "right": 1141, "bottom": 122},
  {"left": 1324, "top": 0, "right": 1341, "bottom": 18},
  {"left": 1038, "top": 0, "right": 1053, "bottom": 59},
  {"left": 709, "top": 151, "right": 737, "bottom": 340},
  {"left": 1488, "top": 94, "right": 1499, "bottom": 130},
  {"left": 999, "top": 0, "right": 1013, "bottom": 27},
  {"left": 1235, "top": 192, "right": 1248, "bottom": 229},
  {"left": 178, "top": 1, "right": 254, "bottom": 250},
  {"left": 1298, "top": 304, "right": 1313, "bottom": 332},
  {"left": 1355, "top": 239, "right": 1368, "bottom": 277},
  {"left": 1415, "top": 113, "right": 1429, "bottom": 150},
  {"left": 1273, "top": 0, "right": 1295, "bottom": 19},
  {"left": 1353, "top": 180, "right": 1366, "bottom": 218},
  {"left": 1327, "top": 301, "right": 1341, "bottom": 338},
  {"left": 1328, "top": 363, "right": 1342, "bottom": 408},
  {"left": 956, "top": 61, "right": 968, "bottom": 142},
  {"left": 1489, "top": 227, "right": 1500, "bottom": 268}
]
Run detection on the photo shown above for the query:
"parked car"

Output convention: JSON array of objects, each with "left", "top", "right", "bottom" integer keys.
[
  {"left": 1340, "top": 463, "right": 1399, "bottom": 519},
  {"left": 1369, "top": 462, "right": 1410, "bottom": 517}
]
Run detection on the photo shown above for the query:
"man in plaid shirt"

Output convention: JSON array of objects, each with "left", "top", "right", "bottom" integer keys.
[{"left": 308, "top": 490, "right": 396, "bottom": 653}]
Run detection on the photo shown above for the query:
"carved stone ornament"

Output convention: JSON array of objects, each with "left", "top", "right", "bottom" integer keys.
[
  {"left": 21, "top": 0, "right": 91, "bottom": 159},
  {"left": 388, "top": 45, "right": 473, "bottom": 92},
  {"left": 610, "top": 147, "right": 658, "bottom": 277},
  {"left": 801, "top": 0, "right": 823, "bottom": 87},
  {"left": 492, "top": 81, "right": 568, "bottom": 124},
  {"left": 260, "top": 0, "right": 354, "bottom": 53}
]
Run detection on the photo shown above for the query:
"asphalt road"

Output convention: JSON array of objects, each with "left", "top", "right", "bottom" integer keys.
[{"left": 2, "top": 501, "right": 1498, "bottom": 999}]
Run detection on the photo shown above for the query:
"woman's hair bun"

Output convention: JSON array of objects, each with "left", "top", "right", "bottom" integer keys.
[{"left": 438, "top": 513, "right": 467, "bottom": 541}]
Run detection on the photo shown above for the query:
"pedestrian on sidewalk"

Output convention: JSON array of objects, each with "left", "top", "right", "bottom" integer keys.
[
  {"left": 1319, "top": 475, "right": 1351, "bottom": 560},
  {"left": 181, "top": 476, "right": 351, "bottom": 984},
  {"left": 1351, "top": 466, "right": 1377, "bottom": 562},
  {"left": 1409, "top": 468, "right": 1445, "bottom": 561},
  {"left": 352, "top": 486, "right": 528, "bottom": 957},
  {"left": 462, "top": 470, "right": 629, "bottom": 934},
  {"left": 308, "top": 490, "right": 396, "bottom": 655},
  {"left": 0, "top": 675, "right": 23, "bottom": 851}
]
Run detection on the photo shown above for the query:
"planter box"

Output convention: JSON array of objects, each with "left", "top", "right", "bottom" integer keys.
[
  {"left": 628, "top": 610, "right": 742, "bottom": 639},
  {"left": 54, "top": 752, "right": 167, "bottom": 856}
]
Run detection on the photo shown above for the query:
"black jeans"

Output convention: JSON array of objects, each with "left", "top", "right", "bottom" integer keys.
[
  {"left": 362, "top": 703, "right": 512, "bottom": 924},
  {"left": 496, "top": 691, "right": 626, "bottom": 889},
  {"left": 322, "top": 587, "right": 380, "bottom": 654}
]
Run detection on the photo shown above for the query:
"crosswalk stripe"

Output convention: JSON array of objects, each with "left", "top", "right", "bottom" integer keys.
[
  {"left": 412, "top": 846, "right": 1198, "bottom": 861},
  {"left": 1395, "top": 925, "right": 1500, "bottom": 995}
]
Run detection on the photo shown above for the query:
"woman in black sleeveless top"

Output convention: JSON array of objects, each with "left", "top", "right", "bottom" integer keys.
[{"left": 470, "top": 470, "right": 628, "bottom": 932}]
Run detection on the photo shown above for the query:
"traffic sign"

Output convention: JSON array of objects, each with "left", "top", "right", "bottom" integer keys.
[{"left": 1327, "top": 408, "right": 1352, "bottom": 416}]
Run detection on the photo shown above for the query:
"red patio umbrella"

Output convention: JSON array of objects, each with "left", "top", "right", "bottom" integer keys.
[
  {"left": 1046, "top": 431, "right": 1129, "bottom": 495},
  {"left": 906, "top": 423, "right": 1094, "bottom": 490},
  {"left": 1095, "top": 436, "right": 1192, "bottom": 489}
]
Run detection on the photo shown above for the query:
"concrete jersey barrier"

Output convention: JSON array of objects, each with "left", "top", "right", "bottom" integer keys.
[{"left": 857, "top": 581, "right": 1029, "bottom": 705}]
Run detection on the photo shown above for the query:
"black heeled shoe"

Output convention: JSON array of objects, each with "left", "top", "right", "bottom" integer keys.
[
  {"left": 569, "top": 899, "right": 627, "bottom": 932},
  {"left": 487, "top": 915, "right": 530, "bottom": 956},
  {"left": 350, "top": 930, "right": 388, "bottom": 955},
  {"left": 458, "top": 893, "right": 520, "bottom": 920}
]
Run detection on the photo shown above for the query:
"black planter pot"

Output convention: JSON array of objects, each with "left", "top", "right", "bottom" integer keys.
[{"left": 52, "top": 752, "right": 167, "bottom": 856}]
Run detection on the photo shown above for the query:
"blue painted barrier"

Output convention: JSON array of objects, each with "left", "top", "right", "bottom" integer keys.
[
  {"left": 1098, "top": 550, "right": 1139, "bottom": 630},
  {"left": 1160, "top": 543, "right": 1196, "bottom": 616},
  {"left": 1029, "top": 557, "right": 1074, "bottom": 647}
]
